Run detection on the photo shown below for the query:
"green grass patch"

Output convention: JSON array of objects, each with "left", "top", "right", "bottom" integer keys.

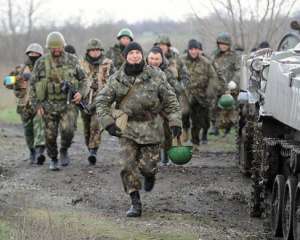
[{"left": 0, "top": 106, "right": 20, "bottom": 124}]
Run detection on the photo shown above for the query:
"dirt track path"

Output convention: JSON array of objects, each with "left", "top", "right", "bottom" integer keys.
[{"left": 0, "top": 122, "right": 268, "bottom": 240}]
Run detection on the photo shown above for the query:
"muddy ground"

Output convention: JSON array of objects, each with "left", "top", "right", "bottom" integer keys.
[{"left": 0, "top": 122, "right": 270, "bottom": 240}]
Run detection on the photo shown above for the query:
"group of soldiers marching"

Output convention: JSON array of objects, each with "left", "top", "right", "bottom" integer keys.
[{"left": 4, "top": 28, "right": 240, "bottom": 217}]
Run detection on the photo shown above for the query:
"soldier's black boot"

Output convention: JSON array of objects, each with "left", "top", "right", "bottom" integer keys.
[
  {"left": 126, "top": 191, "right": 142, "bottom": 217},
  {"left": 201, "top": 130, "right": 208, "bottom": 144},
  {"left": 160, "top": 149, "right": 169, "bottom": 166},
  {"left": 49, "top": 158, "right": 60, "bottom": 171},
  {"left": 36, "top": 146, "right": 46, "bottom": 165},
  {"left": 29, "top": 148, "right": 36, "bottom": 164},
  {"left": 88, "top": 148, "right": 98, "bottom": 165},
  {"left": 60, "top": 148, "right": 70, "bottom": 167},
  {"left": 144, "top": 175, "right": 156, "bottom": 192}
]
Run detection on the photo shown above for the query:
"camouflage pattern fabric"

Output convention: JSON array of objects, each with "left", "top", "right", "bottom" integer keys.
[
  {"left": 119, "top": 138, "right": 160, "bottom": 194},
  {"left": 106, "top": 44, "right": 125, "bottom": 70}
]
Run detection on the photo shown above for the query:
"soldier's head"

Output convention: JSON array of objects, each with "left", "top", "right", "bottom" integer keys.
[
  {"left": 188, "top": 39, "right": 202, "bottom": 59},
  {"left": 147, "top": 46, "right": 164, "bottom": 67},
  {"left": 117, "top": 28, "right": 134, "bottom": 47},
  {"left": 86, "top": 38, "right": 104, "bottom": 60},
  {"left": 64, "top": 44, "right": 76, "bottom": 55},
  {"left": 155, "top": 35, "right": 171, "bottom": 55},
  {"left": 216, "top": 32, "right": 231, "bottom": 52},
  {"left": 258, "top": 41, "right": 270, "bottom": 49},
  {"left": 123, "top": 42, "right": 143, "bottom": 65},
  {"left": 46, "top": 31, "right": 66, "bottom": 57},
  {"left": 25, "top": 43, "right": 43, "bottom": 63}
]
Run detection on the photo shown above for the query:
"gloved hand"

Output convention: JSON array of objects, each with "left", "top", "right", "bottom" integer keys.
[
  {"left": 106, "top": 123, "right": 122, "bottom": 137},
  {"left": 171, "top": 126, "right": 182, "bottom": 138},
  {"left": 22, "top": 72, "right": 32, "bottom": 81}
]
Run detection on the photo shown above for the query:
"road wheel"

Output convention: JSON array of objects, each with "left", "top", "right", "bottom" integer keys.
[
  {"left": 282, "top": 176, "right": 297, "bottom": 240},
  {"left": 271, "top": 174, "right": 285, "bottom": 237},
  {"left": 293, "top": 183, "right": 300, "bottom": 240}
]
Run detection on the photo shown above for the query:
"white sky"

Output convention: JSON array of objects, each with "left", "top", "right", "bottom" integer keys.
[{"left": 41, "top": 0, "right": 208, "bottom": 25}]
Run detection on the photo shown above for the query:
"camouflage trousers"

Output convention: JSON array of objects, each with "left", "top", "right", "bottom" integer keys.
[
  {"left": 44, "top": 105, "right": 77, "bottom": 159},
  {"left": 17, "top": 105, "right": 45, "bottom": 149},
  {"left": 81, "top": 110, "right": 101, "bottom": 149},
  {"left": 162, "top": 118, "right": 172, "bottom": 151},
  {"left": 119, "top": 138, "right": 160, "bottom": 194},
  {"left": 190, "top": 101, "right": 210, "bottom": 145}
]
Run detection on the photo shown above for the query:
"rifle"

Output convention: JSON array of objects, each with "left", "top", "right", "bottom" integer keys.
[{"left": 61, "top": 80, "right": 90, "bottom": 114}]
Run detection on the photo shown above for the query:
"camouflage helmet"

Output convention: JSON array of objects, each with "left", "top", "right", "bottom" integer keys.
[
  {"left": 25, "top": 43, "right": 44, "bottom": 55},
  {"left": 86, "top": 38, "right": 104, "bottom": 51},
  {"left": 156, "top": 35, "right": 171, "bottom": 47},
  {"left": 117, "top": 28, "right": 134, "bottom": 41},
  {"left": 46, "top": 31, "right": 66, "bottom": 49},
  {"left": 216, "top": 32, "right": 232, "bottom": 46},
  {"left": 217, "top": 94, "right": 235, "bottom": 110}
]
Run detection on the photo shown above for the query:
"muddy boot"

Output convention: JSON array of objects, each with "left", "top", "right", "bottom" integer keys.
[
  {"left": 49, "top": 158, "right": 60, "bottom": 171},
  {"left": 29, "top": 148, "right": 36, "bottom": 164},
  {"left": 144, "top": 175, "right": 156, "bottom": 192},
  {"left": 180, "top": 128, "right": 189, "bottom": 143},
  {"left": 160, "top": 149, "right": 169, "bottom": 166},
  {"left": 88, "top": 148, "right": 97, "bottom": 165},
  {"left": 201, "top": 130, "right": 208, "bottom": 145},
  {"left": 35, "top": 146, "right": 46, "bottom": 165},
  {"left": 60, "top": 148, "right": 70, "bottom": 167},
  {"left": 126, "top": 191, "right": 142, "bottom": 217},
  {"left": 193, "top": 144, "right": 200, "bottom": 153}
]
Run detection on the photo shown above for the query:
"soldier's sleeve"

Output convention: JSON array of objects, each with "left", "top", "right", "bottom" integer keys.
[
  {"left": 74, "top": 59, "right": 89, "bottom": 98},
  {"left": 95, "top": 79, "right": 116, "bottom": 129},
  {"left": 158, "top": 73, "right": 182, "bottom": 128},
  {"left": 212, "top": 61, "right": 226, "bottom": 96},
  {"left": 109, "top": 61, "right": 116, "bottom": 76},
  {"left": 30, "top": 58, "right": 45, "bottom": 109},
  {"left": 165, "top": 68, "right": 184, "bottom": 96},
  {"left": 206, "top": 62, "right": 219, "bottom": 101},
  {"left": 232, "top": 54, "right": 241, "bottom": 87},
  {"left": 177, "top": 57, "right": 190, "bottom": 86}
]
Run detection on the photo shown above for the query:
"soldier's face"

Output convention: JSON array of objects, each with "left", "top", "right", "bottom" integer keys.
[
  {"left": 159, "top": 44, "right": 169, "bottom": 55},
  {"left": 88, "top": 49, "right": 101, "bottom": 58},
  {"left": 28, "top": 52, "right": 41, "bottom": 57},
  {"left": 126, "top": 50, "right": 143, "bottom": 64},
  {"left": 147, "top": 52, "right": 162, "bottom": 67},
  {"left": 119, "top": 36, "right": 131, "bottom": 47},
  {"left": 51, "top": 48, "right": 63, "bottom": 57},
  {"left": 218, "top": 43, "right": 230, "bottom": 52},
  {"left": 188, "top": 48, "right": 200, "bottom": 59}
]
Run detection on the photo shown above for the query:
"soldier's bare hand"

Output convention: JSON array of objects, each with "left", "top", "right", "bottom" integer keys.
[
  {"left": 72, "top": 92, "right": 82, "bottom": 104},
  {"left": 37, "top": 107, "right": 44, "bottom": 117}
]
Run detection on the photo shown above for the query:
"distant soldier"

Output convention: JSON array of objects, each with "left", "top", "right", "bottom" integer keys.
[
  {"left": 106, "top": 28, "right": 134, "bottom": 69},
  {"left": 30, "top": 32, "right": 87, "bottom": 171},
  {"left": 5, "top": 43, "right": 46, "bottom": 164},
  {"left": 182, "top": 39, "right": 218, "bottom": 150},
  {"left": 96, "top": 42, "right": 181, "bottom": 217},
  {"left": 154, "top": 35, "right": 190, "bottom": 141},
  {"left": 147, "top": 46, "right": 184, "bottom": 165},
  {"left": 80, "top": 38, "right": 114, "bottom": 165},
  {"left": 211, "top": 32, "right": 240, "bottom": 136}
]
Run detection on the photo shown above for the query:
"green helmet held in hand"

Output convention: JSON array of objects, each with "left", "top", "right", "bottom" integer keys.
[
  {"left": 218, "top": 94, "right": 235, "bottom": 110},
  {"left": 167, "top": 145, "right": 193, "bottom": 165},
  {"left": 86, "top": 38, "right": 104, "bottom": 51},
  {"left": 117, "top": 28, "right": 134, "bottom": 41},
  {"left": 46, "top": 31, "right": 66, "bottom": 49},
  {"left": 216, "top": 32, "right": 232, "bottom": 46}
]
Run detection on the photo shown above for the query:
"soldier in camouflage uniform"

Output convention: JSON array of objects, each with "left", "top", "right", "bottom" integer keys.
[
  {"left": 106, "top": 28, "right": 134, "bottom": 69},
  {"left": 182, "top": 39, "right": 218, "bottom": 151},
  {"left": 96, "top": 42, "right": 181, "bottom": 217},
  {"left": 210, "top": 32, "right": 240, "bottom": 136},
  {"left": 5, "top": 43, "right": 46, "bottom": 164},
  {"left": 30, "top": 32, "right": 87, "bottom": 171},
  {"left": 154, "top": 35, "right": 190, "bottom": 141},
  {"left": 146, "top": 46, "right": 183, "bottom": 165},
  {"left": 80, "top": 38, "right": 115, "bottom": 165}
]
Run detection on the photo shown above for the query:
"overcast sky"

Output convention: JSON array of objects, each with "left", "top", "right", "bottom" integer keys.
[{"left": 41, "top": 0, "right": 209, "bottom": 25}]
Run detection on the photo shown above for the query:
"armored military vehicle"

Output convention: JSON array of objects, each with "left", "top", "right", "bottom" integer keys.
[{"left": 237, "top": 21, "right": 300, "bottom": 239}]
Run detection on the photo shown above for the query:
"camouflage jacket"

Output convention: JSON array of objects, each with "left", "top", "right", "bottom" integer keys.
[
  {"left": 30, "top": 52, "right": 87, "bottom": 112},
  {"left": 8, "top": 59, "right": 34, "bottom": 107},
  {"left": 182, "top": 54, "right": 219, "bottom": 105},
  {"left": 212, "top": 49, "right": 241, "bottom": 87},
  {"left": 80, "top": 55, "right": 115, "bottom": 103},
  {"left": 96, "top": 64, "right": 182, "bottom": 145},
  {"left": 106, "top": 44, "right": 125, "bottom": 70},
  {"left": 165, "top": 49, "right": 190, "bottom": 85}
]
